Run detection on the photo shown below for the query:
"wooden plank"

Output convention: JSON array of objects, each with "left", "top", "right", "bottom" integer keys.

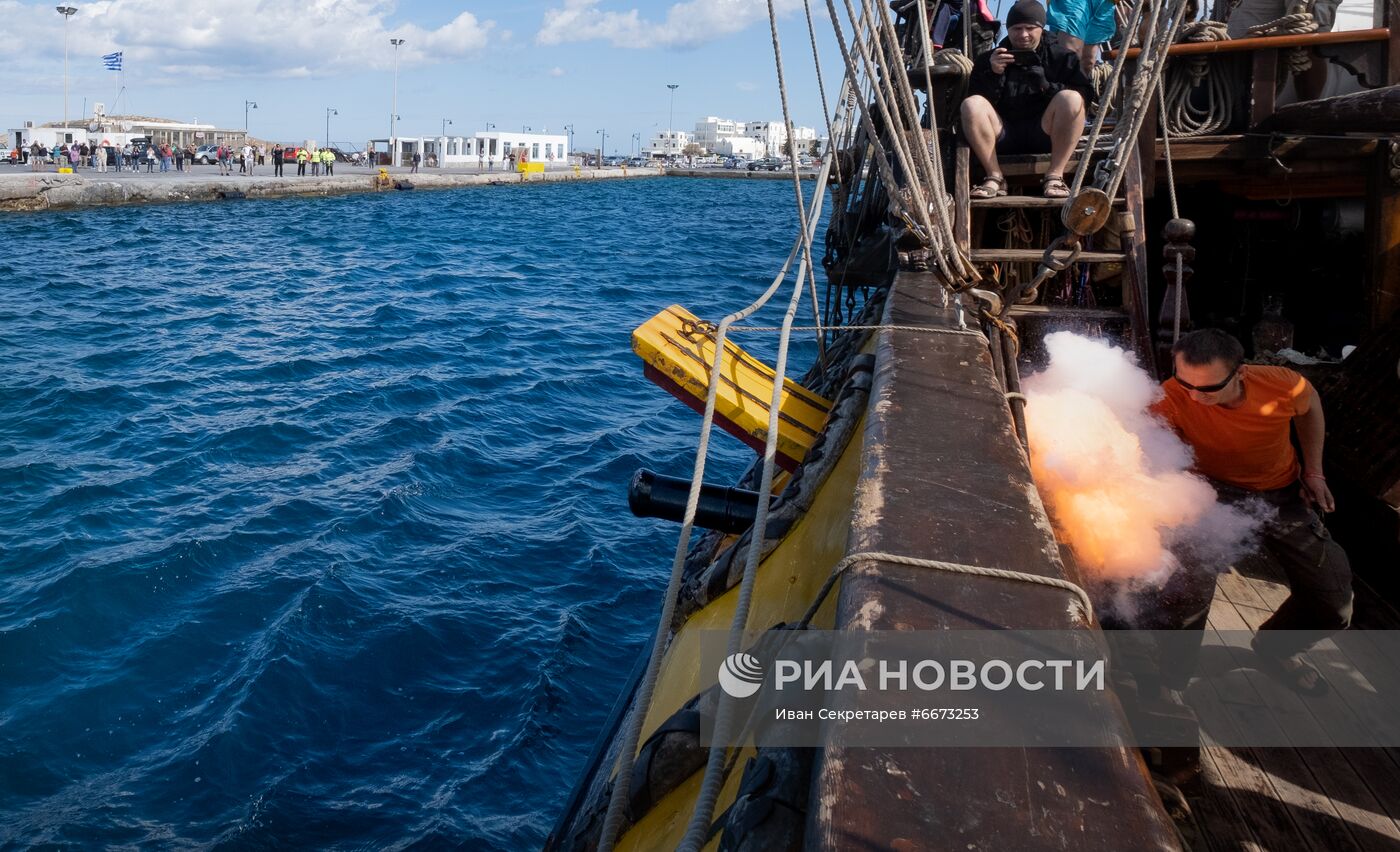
[
  {"left": 1122, "top": 149, "right": 1158, "bottom": 375},
  {"left": 1367, "top": 147, "right": 1400, "bottom": 331},
  {"left": 972, "top": 195, "right": 1124, "bottom": 209},
  {"left": 1265, "top": 136, "right": 1379, "bottom": 161},
  {"left": 970, "top": 248, "right": 1127, "bottom": 262},
  {"left": 1109, "top": 27, "right": 1389, "bottom": 59},
  {"left": 1211, "top": 570, "right": 1400, "bottom": 849},
  {"left": 1001, "top": 157, "right": 1083, "bottom": 178},
  {"left": 1192, "top": 610, "right": 1350, "bottom": 852},
  {"left": 1152, "top": 136, "right": 1248, "bottom": 161},
  {"left": 1008, "top": 305, "right": 1130, "bottom": 321},
  {"left": 1139, "top": 85, "right": 1159, "bottom": 200},
  {"left": 1389, "top": 0, "right": 1400, "bottom": 86},
  {"left": 1252, "top": 49, "right": 1280, "bottom": 128},
  {"left": 954, "top": 145, "right": 970, "bottom": 256},
  {"left": 1187, "top": 743, "right": 1266, "bottom": 852},
  {"left": 1200, "top": 597, "right": 1368, "bottom": 852}
]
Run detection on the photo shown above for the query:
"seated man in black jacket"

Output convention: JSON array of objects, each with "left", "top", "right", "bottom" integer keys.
[{"left": 960, "top": 0, "right": 1093, "bottom": 198}]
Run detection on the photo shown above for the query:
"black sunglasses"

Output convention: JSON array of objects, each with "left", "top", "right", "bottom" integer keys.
[{"left": 1174, "top": 367, "right": 1238, "bottom": 394}]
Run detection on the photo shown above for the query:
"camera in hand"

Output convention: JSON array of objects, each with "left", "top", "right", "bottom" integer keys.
[{"left": 1011, "top": 48, "right": 1041, "bottom": 67}]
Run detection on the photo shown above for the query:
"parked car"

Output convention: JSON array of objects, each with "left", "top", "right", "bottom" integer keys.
[
  {"left": 747, "top": 158, "right": 781, "bottom": 171},
  {"left": 193, "top": 144, "right": 221, "bottom": 164},
  {"left": 626, "top": 157, "right": 647, "bottom": 167}
]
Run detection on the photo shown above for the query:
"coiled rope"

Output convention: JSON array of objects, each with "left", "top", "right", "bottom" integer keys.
[
  {"left": 1161, "top": 19, "right": 1236, "bottom": 137},
  {"left": 1247, "top": 0, "right": 1320, "bottom": 73}
]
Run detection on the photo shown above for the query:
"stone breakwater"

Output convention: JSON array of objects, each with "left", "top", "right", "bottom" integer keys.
[{"left": 0, "top": 167, "right": 663, "bottom": 212}]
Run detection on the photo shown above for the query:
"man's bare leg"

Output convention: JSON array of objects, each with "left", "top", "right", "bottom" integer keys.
[
  {"left": 960, "top": 95, "right": 1006, "bottom": 182},
  {"left": 1042, "top": 89, "right": 1087, "bottom": 180}
]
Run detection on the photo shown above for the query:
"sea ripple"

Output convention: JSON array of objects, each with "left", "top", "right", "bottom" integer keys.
[{"left": 0, "top": 177, "right": 822, "bottom": 848}]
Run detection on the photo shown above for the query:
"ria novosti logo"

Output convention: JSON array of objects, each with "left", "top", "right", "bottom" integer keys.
[{"left": 717, "top": 652, "right": 764, "bottom": 698}]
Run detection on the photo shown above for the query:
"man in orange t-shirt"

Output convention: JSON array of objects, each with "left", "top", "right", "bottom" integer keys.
[{"left": 1151, "top": 329, "right": 1353, "bottom": 695}]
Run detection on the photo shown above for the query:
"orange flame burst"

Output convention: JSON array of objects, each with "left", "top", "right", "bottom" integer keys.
[{"left": 1023, "top": 333, "right": 1216, "bottom": 584}]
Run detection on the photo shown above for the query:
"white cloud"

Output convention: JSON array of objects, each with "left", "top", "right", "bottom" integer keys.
[
  {"left": 550, "top": 66, "right": 565, "bottom": 77},
  {"left": 535, "top": 0, "right": 800, "bottom": 49},
  {"left": 0, "top": 0, "right": 494, "bottom": 80}
]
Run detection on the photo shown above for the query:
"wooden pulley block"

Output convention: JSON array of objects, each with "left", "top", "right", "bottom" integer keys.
[
  {"left": 1163, "top": 244, "right": 1197, "bottom": 264},
  {"left": 1061, "top": 187, "right": 1114, "bottom": 236}
]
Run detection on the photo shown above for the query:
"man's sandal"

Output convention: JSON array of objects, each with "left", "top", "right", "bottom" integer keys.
[
  {"left": 971, "top": 174, "right": 1007, "bottom": 199},
  {"left": 1252, "top": 634, "right": 1330, "bottom": 696},
  {"left": 1042, "top": 174, "right": 1070, "bottom": 198}
]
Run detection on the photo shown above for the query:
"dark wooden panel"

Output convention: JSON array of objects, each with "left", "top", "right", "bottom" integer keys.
[
  {"left": 971, "top": 248, "right": 1127, "bottom": 262},
  {"left": 1251, "top": 49, "right": 1280, "bottom": 128},
  {"left": 1266, "top": 85, "right": 1400, "bottom": 133}
]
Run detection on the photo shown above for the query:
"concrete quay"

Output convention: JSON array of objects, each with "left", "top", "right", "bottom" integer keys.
[
  {"left": 667, "top": 168, "right": 818, "bottom": 180},
  {"left": 0, "top": 164, "right": 662, "bottom": 212}
]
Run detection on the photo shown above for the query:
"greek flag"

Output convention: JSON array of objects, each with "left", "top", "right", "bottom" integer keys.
[{"left": 102, "top": 51, "right": 123, "bottom": 71}]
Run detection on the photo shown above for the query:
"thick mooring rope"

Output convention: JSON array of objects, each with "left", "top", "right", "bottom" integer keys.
[{"left": 798, "top": 551, "right": 1095, "bottom": 629}]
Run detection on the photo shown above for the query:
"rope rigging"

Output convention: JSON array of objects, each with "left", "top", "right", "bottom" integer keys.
[{"left": 593, "top": 0, "right": 1216, "bottom": 844}]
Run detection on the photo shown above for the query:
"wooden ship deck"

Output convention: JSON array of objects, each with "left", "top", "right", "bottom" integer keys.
[{"left": 1190, "top": 563, "right": 1400, "bottom": 852}]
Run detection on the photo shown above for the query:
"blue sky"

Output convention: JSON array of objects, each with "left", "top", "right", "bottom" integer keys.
[{"left": 0, "top": 0, "right": 858, "bottom": 153}]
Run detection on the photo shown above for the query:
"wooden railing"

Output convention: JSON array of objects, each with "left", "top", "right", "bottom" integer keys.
[{"left": 1107, "top": 27, "right": 1389, "bottom": 60}]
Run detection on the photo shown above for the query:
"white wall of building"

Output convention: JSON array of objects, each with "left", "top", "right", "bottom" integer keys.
[
  {"left": 370, "top": 131, "right": 569, "bottom": 168},
  {"left": 714, "top": 137, "right": 765, "bottom": 158},
  {"left": 646, "top": 129, "right": 693, "bottom": 157},
  {"left": 693, "top": 116, "right": 739, "bottom": 151},
  {"left": 687, "top": 115, "right": 816, "bottom": 157}
]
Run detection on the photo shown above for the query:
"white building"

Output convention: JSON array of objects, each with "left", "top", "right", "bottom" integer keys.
[
  {"left": 367, "top": 130, "right": 569, "bottom": 169},
  {"left": 693, "top": 116, "right": 740, "bottom": 151},
  {"left": 689, "top": 115, "right": 817, "bottom": 158},
  {"left": 7, "top": 106, "right": 243, "bottom": 153},
  {"left": 646, "top": 129, "right": 694, "bottom": 158},
  {"left": 712, "top": 136, "right": 766, "bottom": 158}
]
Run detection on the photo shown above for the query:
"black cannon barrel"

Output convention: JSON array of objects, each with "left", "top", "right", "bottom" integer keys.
[{"left": 628, "top": 469, "right": 764, "bottom": 534}]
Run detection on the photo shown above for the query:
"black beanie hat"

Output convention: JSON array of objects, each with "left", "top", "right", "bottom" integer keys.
[{"left": 1006, "top": 0, "right": 1046, "bottom": 28}]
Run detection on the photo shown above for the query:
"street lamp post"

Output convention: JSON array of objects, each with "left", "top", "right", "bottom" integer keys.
[
  {"left": 389, "top": 37, "right": 405, "bottom": 165},
  {"left": 325, "top": 107, "right": 337, "bottom": 149},
  {"left": 56, "top": 6, "right": 77, "bottom": 142},
  {"left": 563, "top": 123, "right": 574, "bottom": 159},
  {"left": 667, "top": 83, "right": 679, "bottom": 132},
  {"left": 442, "top": 118, "right": 452, "bottom": 138},
  {"left": 597, "top": 129, "right": 606, "bottom": 165},
  {"left": 244, "top": 100, "right": 257, "bottom": 132},
  {"left": 631, "top": 132, "right": 641, "bottom": 157}
]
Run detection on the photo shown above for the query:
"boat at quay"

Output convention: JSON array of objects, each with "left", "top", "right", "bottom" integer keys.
[{"left": 550, "top": 0, "right": 1400, "bottom": 848}]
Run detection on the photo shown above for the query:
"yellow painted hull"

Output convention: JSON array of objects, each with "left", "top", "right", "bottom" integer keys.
[{"left": 615, "top": 414, "right": 862, "bottom": 851}]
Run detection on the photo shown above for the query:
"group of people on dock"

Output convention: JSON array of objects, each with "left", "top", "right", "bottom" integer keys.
[
  {"left": 5, "top": 141, "right": 342, "bottom": 178},
  {"left": 15, "top": 140, "right": 192, "bottom": 173}
]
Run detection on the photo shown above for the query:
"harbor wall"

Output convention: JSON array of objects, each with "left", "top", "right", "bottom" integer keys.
[{"left": 0, "top": 167, "right": 663, "bottom": 213}]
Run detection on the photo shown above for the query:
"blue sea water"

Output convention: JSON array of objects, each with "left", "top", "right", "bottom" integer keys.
[{"left": 0, "top": 177, "right": 824, "bottom": 848}]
